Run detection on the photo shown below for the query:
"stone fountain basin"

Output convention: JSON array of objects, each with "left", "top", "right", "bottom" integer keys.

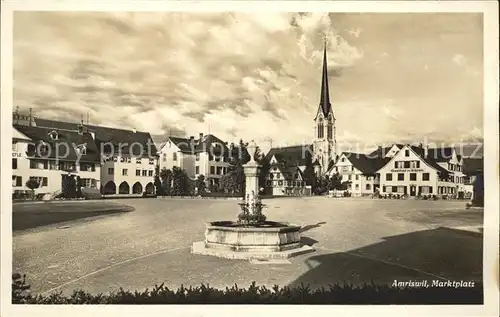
[{"left": 205, "top": 221, "right": 302, "bottom": 252}]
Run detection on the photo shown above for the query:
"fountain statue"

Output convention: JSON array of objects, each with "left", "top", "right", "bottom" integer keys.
[{"left": 191, "top": 140, "right": 314, "bottom": 260}]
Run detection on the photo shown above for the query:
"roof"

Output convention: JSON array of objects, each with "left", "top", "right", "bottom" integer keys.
[
  {"left": 35, "top": 118, "right": 157, "bottom": 157},
  {"left": 341, "top": 152, "right": 391, "bottom": 175},
  {"left": 408, "top": 146, "right": 450, "bottom": 176},
  {"left": 426, "top": 147, "right": 455, "bottom": 162},
  {"left": 264, "top": 145, "right": 313, "bottom": 167},
  {"left": 318, "top": 45, "right": 332, "bottom": 118},
  {"left": 367, "top": 144, "right": 404, "bottom": 158},
  {"left": 13, "top": 125, "right": 101, "bottom": 163},
  {"left": 462, "top": 157, "right": 483, "bottom": 175},
  {"left": 166, "top": 134, "right": 232, "bottom": 155}
]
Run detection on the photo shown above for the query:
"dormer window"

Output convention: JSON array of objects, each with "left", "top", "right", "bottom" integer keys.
[
  {"left": 75, "top": 143, "right": 87, "bottom": 155},
  {"left": 38, "top": 141, "right": 49, "bottom": 154},
  {"left": 48, "top": 130, "right": 58, "bottom": 140}
]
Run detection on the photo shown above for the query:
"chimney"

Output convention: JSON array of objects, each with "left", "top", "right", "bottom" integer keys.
[
  {"left": 199, "top": 133, "right": 203, "bottom": 140},
  {"left": 190, "top": 136, "right": 194, "bottom": 141},
  {"left": 77, "top": 120, "right": 84, "bottom": 135},
  {"left": 28, "top": 108, "right": 33, "bottom": 127},
  {"left": 424, "top": 145, "right": 429, "bottom": 158}
]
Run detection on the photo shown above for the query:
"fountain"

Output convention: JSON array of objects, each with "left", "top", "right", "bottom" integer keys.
[{"left": 191, "top": 141, "right": 315, "bottom": 260}]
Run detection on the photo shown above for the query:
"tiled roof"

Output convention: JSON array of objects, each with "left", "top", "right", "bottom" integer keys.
[
  {"left": 341, "top": 152, "right": 391, "bottom": 175},
  {"left": 462, "top": 157, "right": 483, "bottom": 176},
  {"left": 265, "top": 145, "right": 313, "bottom": 167},
  {"left": 35, "top": 118, "right": 157, "bottom": 157},
  {"left": 166, "top": 134, "right": 232, "bottom": 156},
  {"left": 426, "top": 147, "right": 454, "bottom": 162},
  {"left": 367, "top": 144, "right": 404, "bottom": 158},
  {"left": 13, "top": 125, "right": 101, "bottom": 163},
  {"left": 409, "top": 146, "right": 450, "bottom": 176}
]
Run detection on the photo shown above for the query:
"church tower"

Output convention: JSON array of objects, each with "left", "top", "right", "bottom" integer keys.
[{"left": 312, "top": 41, "right": 336, "bottom": 176}]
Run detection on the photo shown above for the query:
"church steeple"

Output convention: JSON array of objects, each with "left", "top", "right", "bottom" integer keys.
[{"left": 318, "top": 41, "right": 331, "bottom": 117}]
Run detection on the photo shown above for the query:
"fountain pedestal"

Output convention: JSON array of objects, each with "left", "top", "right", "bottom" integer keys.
[{"left": 191, "top": 140, "right": 314, "bottom": 260}]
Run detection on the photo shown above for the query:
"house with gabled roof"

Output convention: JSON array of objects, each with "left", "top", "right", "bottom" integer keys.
[
  {"left": 261, "top": 146, "right": 311, "bottom": 196},
  {"left": 157, "top": 133, "right": 242, "bottom": 188},
  {"left": 12, "top": 111, "right": 102, "bottom": 196},
  {"left": 327, "top": 152, "right": 390, "bottom": 196},
  {"left": 12, "top": 109, "right": 159, "bottom": 197},
  {"left": 375, "top": 144, "right": 466, "bottom": 197}
]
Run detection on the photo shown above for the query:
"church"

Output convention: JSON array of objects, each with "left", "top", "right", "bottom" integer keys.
[{"left": 262, "top": 43, "right": 337, "bottom": 196}]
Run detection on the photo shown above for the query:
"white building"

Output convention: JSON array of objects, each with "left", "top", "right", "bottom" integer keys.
[
  {"left": 157, "top": 133, "right": 238, "bottom": 188},
  {"left": 327, "top": 152, "right": 389, "bottom": 196},
  {"left": 12, "top": 113, "right": 101, "bottom": 197},
  {"left": 374, "top": 144, "right": 466, "bottom": 198},
  {"left": 28, "top": 114, "right": 158, "bottom": 196},
  {"left": 262, "top": 146, "right": 310, "bottom": 196}
]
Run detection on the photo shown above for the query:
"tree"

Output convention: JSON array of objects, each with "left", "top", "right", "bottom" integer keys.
[
  {"left": 25, "top": 179, "right": 40, "bottom": 200},
  {"left": 328, "top": 172, "right": 343, "bottom": 190},
  {"left": 195, "top": 175, "right": 206, "bottom": 196},
  {"left": 159, "top": 168, "right": 172, "bottom": 195},
  {"left": 171, "top": 167, "right": 185, "bottom": 196},
  {"left": 154, "top": 175, "right": 164, "bottom": 196},
  {"left": 302, "top": 150, "right": 316, "bottom": 189}
]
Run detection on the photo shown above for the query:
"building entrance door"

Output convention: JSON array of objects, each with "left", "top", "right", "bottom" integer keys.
[{"left": 409, "top": 185, "right": 417, "bottom": 197}]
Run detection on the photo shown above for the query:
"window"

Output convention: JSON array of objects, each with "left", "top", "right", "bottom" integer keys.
[
  {"left": 348, "top": 175, "right": 352, "bottom": 180},
  {"left": 351, "top": 166, "right": 355, "bottom": 171},
  {"left": 398, "top": 173, "right": 404, "bottom": 181},
  {"left": 76, "top": 144, "right": 87, "bottom": 155},
  {"left": 327, "top": 121, "right": 333, "bottom": 139},
  {"left": 148, "top": 170, "right": 153, "bottom": 177},
  {"left": 12, "top": 142, "right": 18, "bottom": 152},
  {"left": 149, "top": 158, "right": 155, "bottom": 165},
  {"left": 422, "top": 173, "right": 430, "bottom": 181},
  {"left": 108, "top": 168, "right": 114, "bottom": 175},
  {"left": 276, "top": 173, "right": 281, "bottom": 179},
  {"left": 217, "top": 167, "right": 222, "bottom": 175},
  {"left": 48, "top": 131, "right": 58, "bottom": 140},
  {"left": 355, "top": 175, "right": 359, "bottom": 181},
  {"left": 317, "top": 119, "right": 324, "bottom": 138},
  {"left": 341, "top": 157, "right": 345, "bottom": 162},
  {"left": 210, "top": 166, "right": 215, "bottom": 174},
  {"left": 355, "top": 184, "right": 359, "bottom": 190},
  {"left": 392, "top": 186, "right": 398, "bottom": 193},
  {"left": 404, "top": 161, "right": 410, "bottom": 168},
  {"left": 195, "top": 166, "right": 200, "bottom": 174},
  {"left": 12, "top": 158, "right": 17, "bottom": 169},
  {"left": 410, "top": 173, "right": 417, "bottom": 181},
  {"left": 278, "top": 180, "right": 283, "bottom": 186},
  {"left": 136, "top": 169, "right": 141, "bottom": 176},
  {"left": 405, "top": 150, "right": 410, "bottom": 157},
  {"left": 122, "top": 169, "right": 128, "bottom": 176},
  {"left": 142, "top": 170, "right": 147, "bottom": 176},
  {"left": 366, "top": 184, "right": 371, "bottom": 190},
  {"left": 136, "top": 158, "right": 142, "bottom": 164},
  {"left": 12, "top": 176, "right": 22, "bottom": 187},
  {"left": 162, "top": 153, "right": 167, "bottom": 162},
  {"left": 173, "top": 153, "right": 177, "bottom": 161},
  {"left": 42, "top": 177, "right": 48, "bottom": 187},
  {"left": 80, "top": 163, "right": 95, "bottom": 172},
  {"left": 386, "top": 173, "right": 393, "bottom": 181},
  {"left": 195, "top": 153, "right": 200, "bottom": 161},
  {"left": 80, "top": 178, "right": 92, "bottom": 188}
]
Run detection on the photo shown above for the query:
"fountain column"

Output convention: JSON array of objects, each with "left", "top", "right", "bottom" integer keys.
[{"left": 243, "top": 140, "right": 261, "bottom": 211}]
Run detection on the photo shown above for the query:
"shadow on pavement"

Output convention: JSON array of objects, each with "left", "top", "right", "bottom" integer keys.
[
  {"left": 289, "top": 227, "right": 483, "bottom": 299},
  {"left": 300, "top": 222, "right": 327, "bottom": 233}
]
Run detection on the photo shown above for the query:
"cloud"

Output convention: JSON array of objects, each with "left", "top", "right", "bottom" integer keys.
[{"left": 13, "top": 12, "right": 482, "bottom": 149}]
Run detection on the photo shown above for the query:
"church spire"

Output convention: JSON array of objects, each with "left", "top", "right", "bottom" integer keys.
[{"left": 319, "top": 39, "right": 331, "bottom": 117}]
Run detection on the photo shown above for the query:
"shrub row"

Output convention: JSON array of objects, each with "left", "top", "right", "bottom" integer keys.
[{"left": 13, "top": 274, "right": 482, "bottom": 305}]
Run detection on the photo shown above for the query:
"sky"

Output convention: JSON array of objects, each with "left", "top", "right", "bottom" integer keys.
[{"left": 13, "top": 12, "right": 484, "bottom": 154}]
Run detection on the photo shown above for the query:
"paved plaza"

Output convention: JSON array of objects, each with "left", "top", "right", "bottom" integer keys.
[{"left": 12, "top": 198, "right": 483, "bottom": 296}]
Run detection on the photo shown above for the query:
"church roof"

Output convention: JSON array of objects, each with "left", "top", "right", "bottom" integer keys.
[
  {"left": 318, "top": 44, "right": 332, "bottom": 118},
  {"left": 264, "top": 145, "right": 313, "bottom": 167}
]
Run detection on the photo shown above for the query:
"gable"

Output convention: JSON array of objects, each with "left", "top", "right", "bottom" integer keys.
[{"left": 12, "top": 126, "right": 32, "bottom": 141}]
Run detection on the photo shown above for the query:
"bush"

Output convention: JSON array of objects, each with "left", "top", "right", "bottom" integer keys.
[{"left": 12, "top": 274, "right": 482, "bottom": 304}]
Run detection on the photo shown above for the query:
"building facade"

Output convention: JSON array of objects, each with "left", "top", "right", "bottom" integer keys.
[
  {"left": 12, "top": 110, "right": 158, "bottom": 197},
  {"left": 157, "top": 133, "right": 238, "bottom": 188},
  {"left": 12, "top": 114, "right": 101, "bottom": 197},
  {"left": 375, "top": 144, "right": 466, "bottom": 198}
]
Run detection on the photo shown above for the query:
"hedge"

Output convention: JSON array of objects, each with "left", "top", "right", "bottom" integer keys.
[{"left": 12, "top": 273, "right": 482, "bottom": 304}]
